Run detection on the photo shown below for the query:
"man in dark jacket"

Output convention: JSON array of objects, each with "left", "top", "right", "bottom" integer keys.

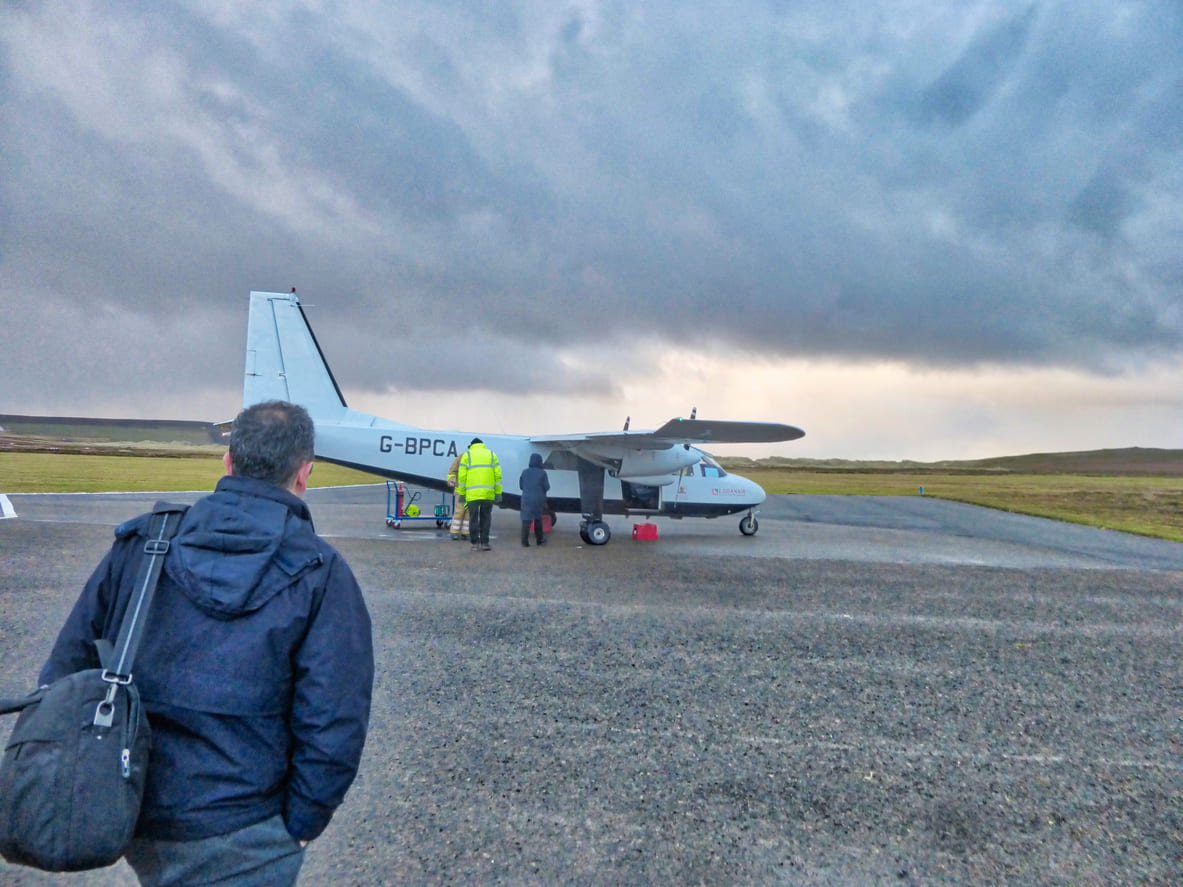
[
  {"left": 518, "top": 452, "right": 550, "bottom": 547},
  {"left": 39, "top": 401, "right": 374, "bottom": 887}
]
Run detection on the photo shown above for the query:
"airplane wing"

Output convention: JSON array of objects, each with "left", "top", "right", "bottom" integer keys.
[{"left": 531, "top": 418, "right": 805, "bottom": 450}]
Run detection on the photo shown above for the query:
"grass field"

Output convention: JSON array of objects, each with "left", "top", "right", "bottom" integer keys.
[
  {"left": 3, "top": 451, "right": 1183, "bottom": 543},
  {"left": 747, "top": 469, "right": 1183, "bottom": 542},
  {"left": 0, "top": 452, "right": 381, "bottom": 494}
]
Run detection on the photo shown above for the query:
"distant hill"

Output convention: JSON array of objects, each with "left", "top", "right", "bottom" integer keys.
[
  {"left": 957, "top": 447, "right": 1183, "bottom": 475},
  {"left": 731, "top": 447, "right": 1183, "bottom": 477},
  {"left": 1, "top": 415, "right": 1180, "bottom": 475},
  {"left": 0, "top": 414, "right": 223, "bottom": 453}
]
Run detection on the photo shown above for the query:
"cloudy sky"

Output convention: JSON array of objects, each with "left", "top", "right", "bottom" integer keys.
[{"left": 2, "top": 0, "right": 1180, "bottom": 460}]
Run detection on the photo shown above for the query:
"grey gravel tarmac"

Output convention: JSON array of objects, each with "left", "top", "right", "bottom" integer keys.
[{"left": 1, "top": 492, "right": 1180, "bottom": 886}]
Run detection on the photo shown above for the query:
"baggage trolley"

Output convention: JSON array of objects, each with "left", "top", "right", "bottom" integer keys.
[{"left": 385, "top": 481, "right": 453, "bottom": 529}]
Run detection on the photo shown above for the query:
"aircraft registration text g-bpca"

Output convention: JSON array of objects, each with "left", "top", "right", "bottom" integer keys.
[{"left": 380, "top": 435, "right": 460, "bottom": 457}]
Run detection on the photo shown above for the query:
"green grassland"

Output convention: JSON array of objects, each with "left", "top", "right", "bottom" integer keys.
[
  {"left": 744, "top": 469, "right": 1183, "bottom": 542},
  {"left": 2, "top": 419, "right": 1181, "bottom": 542},
  {"left": 2, "top": 452, "right": 1182, "bottom": 543},
  {"left": 0, "top": 452, "right": 380, "bottom": 494}
]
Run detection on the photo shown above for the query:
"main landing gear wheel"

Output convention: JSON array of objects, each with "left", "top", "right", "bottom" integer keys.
[
  {"left": 739, "top": 514, "right": 759, "bottom": 536},
  {"left": 580, "top": 519, "right": 611, "bottom": 545}
]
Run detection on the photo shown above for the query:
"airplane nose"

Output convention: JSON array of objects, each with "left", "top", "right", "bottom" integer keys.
[{"left": 747, "top": 478, "right": 766, "bottom": 504}]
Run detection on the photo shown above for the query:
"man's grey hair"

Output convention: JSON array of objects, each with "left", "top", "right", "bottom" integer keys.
[{"left": 228, "top": 401, "right": 315, "bottom": 487}]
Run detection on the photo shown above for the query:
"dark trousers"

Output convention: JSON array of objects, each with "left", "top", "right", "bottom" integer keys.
[
  {"left": 469, "top": 499, "right": 493, "bottom": 546},
  {"left": 521, "top": 518, "right": 545, "bottom": 545},
  {"left": 126, "top": 814, "right": 304, "bottom": 887}
]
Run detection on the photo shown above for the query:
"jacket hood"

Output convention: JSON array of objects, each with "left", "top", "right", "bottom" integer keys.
[
  {"left": 528, "top": 453, "right": 544, "bottom": 468},
  {"left": 164, "top": 475, "right": 323, "bottom": 620}
]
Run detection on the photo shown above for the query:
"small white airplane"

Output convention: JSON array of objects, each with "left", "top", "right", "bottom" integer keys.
[{"left": 242, "top": 291, "right": 804, "bottom": 545}]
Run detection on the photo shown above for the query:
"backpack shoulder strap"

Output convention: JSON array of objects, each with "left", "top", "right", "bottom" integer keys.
[{"left": 98, "top": 502, "right": 188, "bottom": 678}]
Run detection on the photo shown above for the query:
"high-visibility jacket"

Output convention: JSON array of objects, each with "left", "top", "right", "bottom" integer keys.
[{"left": 456, "top": 443, "right": 502, "bottom": 502}]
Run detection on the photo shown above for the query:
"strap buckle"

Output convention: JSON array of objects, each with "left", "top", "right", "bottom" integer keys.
[{"left": 94, "top": 679, "right": 126, "bottom": 728}]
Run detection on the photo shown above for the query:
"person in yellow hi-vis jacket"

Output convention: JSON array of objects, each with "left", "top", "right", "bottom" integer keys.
[
  {"left": 455, "top": 438, "right": 501, "bottom": 551},
  {"left": 446, "top": 454, "right": 470, "bottom": 540}
]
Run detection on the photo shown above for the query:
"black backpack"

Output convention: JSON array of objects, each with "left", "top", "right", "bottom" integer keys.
[{"left": 0, "top": 502, "right": 186, "bottom": 871}]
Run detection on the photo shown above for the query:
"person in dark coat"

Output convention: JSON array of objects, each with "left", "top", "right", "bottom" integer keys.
[
  {"left": 38, "top": 401, "right": 374, "bottom": 887},
  {"left": 518, "top": 452, "right": 550, "bottom": 547}
]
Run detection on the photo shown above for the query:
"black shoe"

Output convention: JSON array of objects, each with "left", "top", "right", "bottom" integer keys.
[
  {"left": 537, "top": 538, "right": 547, "bottom": 546},
  {"left": 522, "top": 542, "right": 530, "bottom": 547}
]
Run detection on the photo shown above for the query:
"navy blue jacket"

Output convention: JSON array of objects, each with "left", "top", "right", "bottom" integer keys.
[
  {"left": 518, "top": 453, "right": 550, "bottom": 521},
  {"left": 40, "top": 476, "right": 374, "bottom": 843}
]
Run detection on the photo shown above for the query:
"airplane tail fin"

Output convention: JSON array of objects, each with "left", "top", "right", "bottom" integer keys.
[{"left": 243, "top": 291, "right": 349, "bottom": 424}]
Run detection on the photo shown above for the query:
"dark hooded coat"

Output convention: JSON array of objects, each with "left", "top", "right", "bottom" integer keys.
[
  {"left": 518, "top": 453, "right": 550, "bottom": 521},
  {"left": 39, "top": 475, "right": 374, "bottom": 843}
]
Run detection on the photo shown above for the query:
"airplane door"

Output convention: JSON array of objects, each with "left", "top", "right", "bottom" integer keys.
[{"left": 671, "top": 463, "right": 697, "bottom": 510}]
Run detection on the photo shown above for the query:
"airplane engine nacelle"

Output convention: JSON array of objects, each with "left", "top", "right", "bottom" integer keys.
[{"left": 616, "top": 447, "right": 700, "bottom": 479}]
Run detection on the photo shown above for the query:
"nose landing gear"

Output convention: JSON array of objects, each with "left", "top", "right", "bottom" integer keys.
[{"left": 739, "top": 510, "right": 759, "bottom": 536}]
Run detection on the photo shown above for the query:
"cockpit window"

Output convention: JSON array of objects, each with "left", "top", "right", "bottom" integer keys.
[
  {"left": 684, "top": 456, "right": 727, "bottom": 479},
  {"left": 702, "top": 458, "right": 726, "bottom": 478}
]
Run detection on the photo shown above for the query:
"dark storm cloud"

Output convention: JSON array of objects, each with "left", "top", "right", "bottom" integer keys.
[
  {"left": 1, "top": 0, "right": 1180, "bottom": 415},
  {"left": 917, "top": 5, "right": 1037, "bottom": 127}
]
